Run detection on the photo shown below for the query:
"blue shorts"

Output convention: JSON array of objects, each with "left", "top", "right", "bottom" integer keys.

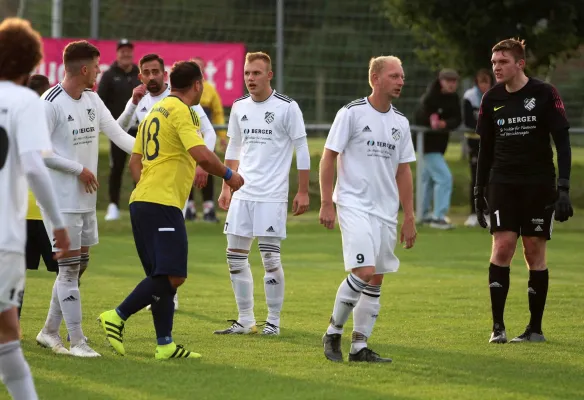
[{"left": 129, "top": 201, "right": 188, "bottom": 278}]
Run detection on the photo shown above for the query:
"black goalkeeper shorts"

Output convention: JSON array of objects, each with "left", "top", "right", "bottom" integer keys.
[{"left": 488, "top": 183, "right": 557, "bottom": 240}]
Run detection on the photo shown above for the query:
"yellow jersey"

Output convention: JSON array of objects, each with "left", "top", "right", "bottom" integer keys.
[
  {"left": 27, "top": 190, "right": 43, "bottom": 220},
  {"left": 200, "top": 82, "right": 226, "bottom": 139},
  {"left": 130, "top": 95, "right": 206, "bottom": 209}
]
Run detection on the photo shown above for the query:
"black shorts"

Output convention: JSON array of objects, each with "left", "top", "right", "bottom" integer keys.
[
  {"left": 488, "top": 183, "right": 557, "bottom": 240},
  {"left": 26, "top": 219, "right": 58, "bottom": 271},
  {"left": 129, "top": 201, "right": 188, "bottom": 278}
]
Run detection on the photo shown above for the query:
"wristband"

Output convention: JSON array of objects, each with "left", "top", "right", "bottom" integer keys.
[
  {"left": 557, "top": 178, "right": 569, "bottom": 191},
  {"left": 223, "top": 167, "right": 233, "bottom": 181}
]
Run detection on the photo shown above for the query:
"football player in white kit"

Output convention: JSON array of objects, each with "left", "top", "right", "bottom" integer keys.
[
  {"left": 36, "top": 41, "right": 135, "bottom": 358},
  {"left": 0, "top": 18, "right": 70, "bottom": 400},
  {"left": 117, "top": 53, "right": 217, "bottom": 311},
  {"left": 214, "top": 52, "right": 311, "bottom": 336},
  {"left": 320, "top": 56, "right": 417, "bottom": 363}
]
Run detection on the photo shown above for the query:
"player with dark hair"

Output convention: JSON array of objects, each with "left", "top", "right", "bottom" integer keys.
[
  {"left": 117, "top": 53, "right": 218, "bottom": 311},
  {"left": 474, "top": 38, "right": 573, "bottom": 344},
  {"left": 0, "top": 18, "right": 70, "bottom": 400},
  {"left": 36, "top": 40, "right": 135, "bottom": 357},
  {"left": 98, "top": 61, "right": 244, "bottom": 359}
]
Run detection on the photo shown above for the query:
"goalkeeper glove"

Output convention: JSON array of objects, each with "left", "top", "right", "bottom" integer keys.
[
  {"left": 473, "top": 186, "right": 489, "bottom": 229},
  {"left": 554, "top": 179, "right": 574, "bottom": 222}
]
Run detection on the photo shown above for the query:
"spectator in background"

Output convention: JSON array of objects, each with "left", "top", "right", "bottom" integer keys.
[
  {"left": 463, "top": 69, "right": 493, "bottom": 227},
  {"left": 184, "top": 56, "right": 226, "bottom": 222},
  {"left": 98, "top": 39, "right": 141, "bottom": 221},
  {"left": 415, "top": 68, "right": 462, "bottom": 229}
]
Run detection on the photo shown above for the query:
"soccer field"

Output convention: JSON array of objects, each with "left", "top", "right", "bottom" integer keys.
[{"left": 13, "top": 208, "right": 584, "bottom": 400}]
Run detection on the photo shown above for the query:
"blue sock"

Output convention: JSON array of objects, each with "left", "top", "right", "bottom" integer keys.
[
  {"left": 116, "top": 276, "right": 158, "bottom": 321},
  {"left": 150, "top": 276, "right": 176, "bottom": 345}
]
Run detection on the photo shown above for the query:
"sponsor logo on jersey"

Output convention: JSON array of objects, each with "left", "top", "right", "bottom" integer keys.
[
  {"left": 497, "top": 119, "right": 505, "bottom": 126},
  {"left": 67, "top": 115, "right": 74, "bottom": 122},
  {"left": 524, "top": 98, "right": 536, "bottom": 111},
  {"left": 264, "top": 111, "right": 275, "bottom": 124},
  {"left": 243, "top": 128, "right": 272, "bottom": 135},
  {"left": 391, "top": 127, "right": 401, "bottom": 141},
  {"left": 366, "top": 140, "right": 396, "bottom": 150},
  {"left": 362, "top": 125, "right": 371, "bottom": 132},
  {"left": 140, "top": 107, "right": 148, "bottom": 112},
  {"left": 494, "top": 105, "right": 505, "bottom": 111},
  {"left": 87, "top": 108, "right": 96, "bottom": 121},
  {"left": 72, "top": 126, "right": 96, "bottom": 135},
  {"left": 241, "top": 115, "right": 248, "bottom": 121},
  {"left": 507, "top": 115, "right": 537, "bottom": 124}
]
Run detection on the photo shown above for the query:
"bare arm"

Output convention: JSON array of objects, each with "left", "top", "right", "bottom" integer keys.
[
  {"left": 221, "top": 159, "right": 240, "bottom": 192},
  {"left": 396, "top": 162, "right": 416, "bottom": 249},
  {"left": 319, "top": 149, "right": 338, "bottom": 206},
  {"left": 128, "top": 153, "right": 143, "bottom": 184},
  {"left": 188, "top": 145, "right": 229, "bottom": 178},
  {"left": 396, "top": 163, "right": 414, "bottom": 219}
]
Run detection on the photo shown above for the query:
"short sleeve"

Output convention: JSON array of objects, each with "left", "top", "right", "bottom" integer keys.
[
  {"left": 544, "top": 84, "right": 570, "bottom": 131},
  {"left": 399, "top": 120, "right": 416, "bottom": 163},
  {"left": 42, "top": 101, "right": 61, "bottom": 136},
  {"left": 133, "top": 120, "right": 144, "bottom": 155},
  {"left": 173, "top": 106, "right": 206, "bottom": 151},
  {"left": 227, "top": 106, "right": 240, "bottom": 139},
  {"left": 285, "top": 101, "right": 307, "bottom": 140},
  {"left": 325, "top": 107, "right": 352, "bottom": 153},
  {"left": 16, "top": 97, "right": 52, "bottom": 155}
]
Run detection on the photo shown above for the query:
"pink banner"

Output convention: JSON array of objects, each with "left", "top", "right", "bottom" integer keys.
[{"left": 34, "top": 38, "right": 245, "bottom": 106}]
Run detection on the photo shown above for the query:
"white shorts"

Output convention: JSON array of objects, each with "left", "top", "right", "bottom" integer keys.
[
  {"left": 337, "top": 205, "right": 400, "bottom": 274},
  {"left": 224, "top": 198, "right": 287, "bottom": 239},
  {"left": 42, "top": 210, "right": 99, "bottom": 251},
  {"left": 0, "top": 251, "right": 25, "bottom": 310}
]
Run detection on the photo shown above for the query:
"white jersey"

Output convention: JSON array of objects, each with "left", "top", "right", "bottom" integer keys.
[
  {"left": 123, "top": 85, "right": 214, "bottom": 149},
  {"left": 227, "top": 90, "right": 307, "bottom": 202},
  {"left": 325, "top": 98, "right": 416, "bottom": 225},
  {"left": 42, "top": 84, "right": 133, "bottom": 213},
  {"left": 0, "top": 82, "right": 52, "bottom": 254}
]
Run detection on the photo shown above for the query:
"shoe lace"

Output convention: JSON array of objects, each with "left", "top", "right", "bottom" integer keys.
[
  {"left": 257, "top": 321, "right": 278, "bottom": 333},
  {"left": 226, "top": 319, "right": 243, "bottom": 329}
]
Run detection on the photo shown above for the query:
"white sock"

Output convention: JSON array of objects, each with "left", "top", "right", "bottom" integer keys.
[
  {"left": 227, "top": 250, "right": 255, "bottom": 326},
  {"left": 351, "top": 284, "right": 381, "bottom": 354},
  {"left": 56, "top": 257, "right": 85, "bottom": 346},
  {"left": 203, "top": 200, "right": 214, "bottom": 215},
  {"left": 0, "top": 341, "right": 38, "bottom": 400},
  {"left": 42, "top": 279, "right": 62, "bottom": 335},
  {"left": 326, "top": 273, "right": 368, "bottom": 335},
  {"left": 187, "top": 200, "right": 196, "bottom": 213},
  {"left": 259, "top": 241, "right": 284, "bottom": 327}
]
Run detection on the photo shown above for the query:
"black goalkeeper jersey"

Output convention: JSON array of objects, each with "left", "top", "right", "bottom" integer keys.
[{"left": 476, "top": 78, "right": 569, "bottom": 184}]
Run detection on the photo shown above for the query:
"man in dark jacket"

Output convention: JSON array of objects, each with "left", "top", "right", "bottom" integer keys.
[
  {"left": 415, "top": 68, "right": 462, "bottom": 229},
  {"left": 98, "top": 39, "right": 141, "bottom": 221}
]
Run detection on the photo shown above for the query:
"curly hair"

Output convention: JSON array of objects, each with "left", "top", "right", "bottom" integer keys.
[{"left": 0, "top": 18, "right": 43, "bottom": 80}]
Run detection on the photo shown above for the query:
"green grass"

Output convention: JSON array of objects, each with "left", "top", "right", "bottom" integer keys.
[
  {"left": 11, "top": 208, "right": 584, "bottom": 400},
  {"left": 96, "top": 135, "right": 584, "bottom": 211}
]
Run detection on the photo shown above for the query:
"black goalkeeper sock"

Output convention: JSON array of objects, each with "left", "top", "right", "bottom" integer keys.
[
  {"left": 528, "top": 269, "right": 549, "bottom": 334},
  {"left": 489, "top": 263, "right": 510, "bottom": 330}
]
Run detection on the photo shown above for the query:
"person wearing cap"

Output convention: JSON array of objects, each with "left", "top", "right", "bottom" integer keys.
[
  {"left": 414, "top": 68, "right": 462, "bottom": 229},
  {"left": 97, "top": 39, "right": 141, "bottom": 221}
]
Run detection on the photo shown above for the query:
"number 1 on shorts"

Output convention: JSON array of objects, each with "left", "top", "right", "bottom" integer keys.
[{"left": 494, "top": 209, "right": 500, "bottom": 227}]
